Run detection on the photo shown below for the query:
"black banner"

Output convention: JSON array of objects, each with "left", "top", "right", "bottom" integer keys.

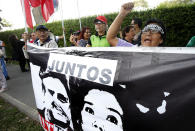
[{"left": 28, "top": 45, "right": 195, "bottom": 131}]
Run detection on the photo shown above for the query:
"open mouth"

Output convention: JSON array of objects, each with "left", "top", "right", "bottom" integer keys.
[{"left": 144, "top": 38, "right": 151, "bottom": 44}]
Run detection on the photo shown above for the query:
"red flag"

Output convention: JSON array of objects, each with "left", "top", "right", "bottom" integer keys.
[
  {"left": 23, "top": 0, "right": 54, "bottom": 26},
  {"left": 21, "top": 0, "right": 33, "bottom": 29},
  {"left": 29, "top": 0, "right": 41, "bottom": 7},
  {"left": 41, "top": 0, "right": 54, "bottom": 22}
]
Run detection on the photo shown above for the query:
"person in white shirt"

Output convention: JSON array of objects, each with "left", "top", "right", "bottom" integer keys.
[{"left": 34, "top": 25, "right": 58, "bottom": 48}]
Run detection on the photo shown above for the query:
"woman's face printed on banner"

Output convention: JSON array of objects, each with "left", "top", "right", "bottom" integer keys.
[
  {"left": 42, "top": 77, "right": 71, "bottom": 129},
  {"left": 81, "top": 89, "right": 123, "bottom": 131}
]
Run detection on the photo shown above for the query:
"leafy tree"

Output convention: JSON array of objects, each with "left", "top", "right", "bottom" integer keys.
[
  {"left": 174, "top": 0, "right": 194, "bottom": 4},
  {"left": 0, "top": 10, "right": 11, "bottom": 30},
  {"left": 0, "top": 18, "right": 11, "bottom": 30},
  {"left": 157, "top": 0, "right": 195, "bottom": 8},
  {"left": 133, "top": 0, "right": 149, "bottom": 10}
]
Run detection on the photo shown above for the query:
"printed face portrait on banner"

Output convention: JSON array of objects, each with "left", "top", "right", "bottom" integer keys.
[
  {"left": 69, "top": 77, "right": 126, "bottom": 131},
  {"left": 81, "top": 89, "right": 123, "bottom": 131},
  {"left": 38, "top": 71, "right": 73, "bottom": 130}
]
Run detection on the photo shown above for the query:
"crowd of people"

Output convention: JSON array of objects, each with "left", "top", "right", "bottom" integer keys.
[{"left": 0, "top": 2, "right": 194, "bottom": 93}]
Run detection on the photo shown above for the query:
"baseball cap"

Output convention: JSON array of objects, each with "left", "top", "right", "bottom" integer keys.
[
  {"left": 36, "top": 25, "right": 48, "bottom": 31},
  {"left": 94, "top": 16, "right": 107, "bottom": 24}
]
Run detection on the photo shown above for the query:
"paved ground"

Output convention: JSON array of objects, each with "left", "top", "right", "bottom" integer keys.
[{"left": 0, "top": 64, "right": 39, "bottom": 121}]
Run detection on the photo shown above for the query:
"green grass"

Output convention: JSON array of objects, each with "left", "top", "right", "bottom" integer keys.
[{"left": 0, "top": 98, "right": 44, "bottom": 131}]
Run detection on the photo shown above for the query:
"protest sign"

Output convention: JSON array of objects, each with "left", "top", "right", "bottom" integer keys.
[{"left": 28, "top": 45, "right": 195, "bottom": 131}]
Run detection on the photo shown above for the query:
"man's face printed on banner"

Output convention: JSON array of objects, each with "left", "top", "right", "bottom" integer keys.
[
  {"left": 81, "top": 89, "right": 123, "bottom": 131},
  {"left": 42, "top": 76, "right": 71, "bottom": 129}
]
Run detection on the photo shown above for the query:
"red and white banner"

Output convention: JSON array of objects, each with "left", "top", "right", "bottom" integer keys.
[
  {"left": 21, "top": 0, "right": 33, "bottom": 29},
  {"left": 21, "top": 0, "right": 54, "bottom": 29},
  {"left": 41, "top": 0, "right": 54, "bottom": 22},
  {"left": 29, "top": 0, "right": 41, "bottom": 7}
]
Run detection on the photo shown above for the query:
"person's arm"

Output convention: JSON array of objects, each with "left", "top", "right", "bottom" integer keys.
[
  {"left": 23, "top": 32, "right": 30, "bottom": 43},
  {"left": 1, "top": 41, "right": 5, "bottom": 47},
  {"left": 69, "top": 34, "right": 78, "bottom": 46},
  {"left": 0, "top": 49, "right": 3, "bottom": 57},
  {"left": 48, "top": 40, "right": 58, "bottom": 48},
  {"left": 20, "top": 41, "right": 25, "bottom": 47},
  {"left": 107, "top": 2, "right": 134, "bottom": 46},
  {"left": 57, "top": 35, "right": 64, "bottom": 40}
]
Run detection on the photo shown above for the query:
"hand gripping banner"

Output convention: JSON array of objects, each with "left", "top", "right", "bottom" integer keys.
[{"left": 28, "top": 44, "right": 195, "bottom": 131}]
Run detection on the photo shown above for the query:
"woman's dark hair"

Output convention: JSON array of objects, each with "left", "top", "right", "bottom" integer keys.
[
  {"left": 79, "top": 27, "right": 90, "bottom": 40},
  {"left": 8, "top": 34, "right": 18, "bottom": 46},
  {"left": 132, "top": 18, "right": 142, "bottom": 28},
  {"left": 122, "top": 25, "right": 134, "bottom": 40},
  {"left": 39, "top": 71, "right": 70, "bottom": 98}
]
